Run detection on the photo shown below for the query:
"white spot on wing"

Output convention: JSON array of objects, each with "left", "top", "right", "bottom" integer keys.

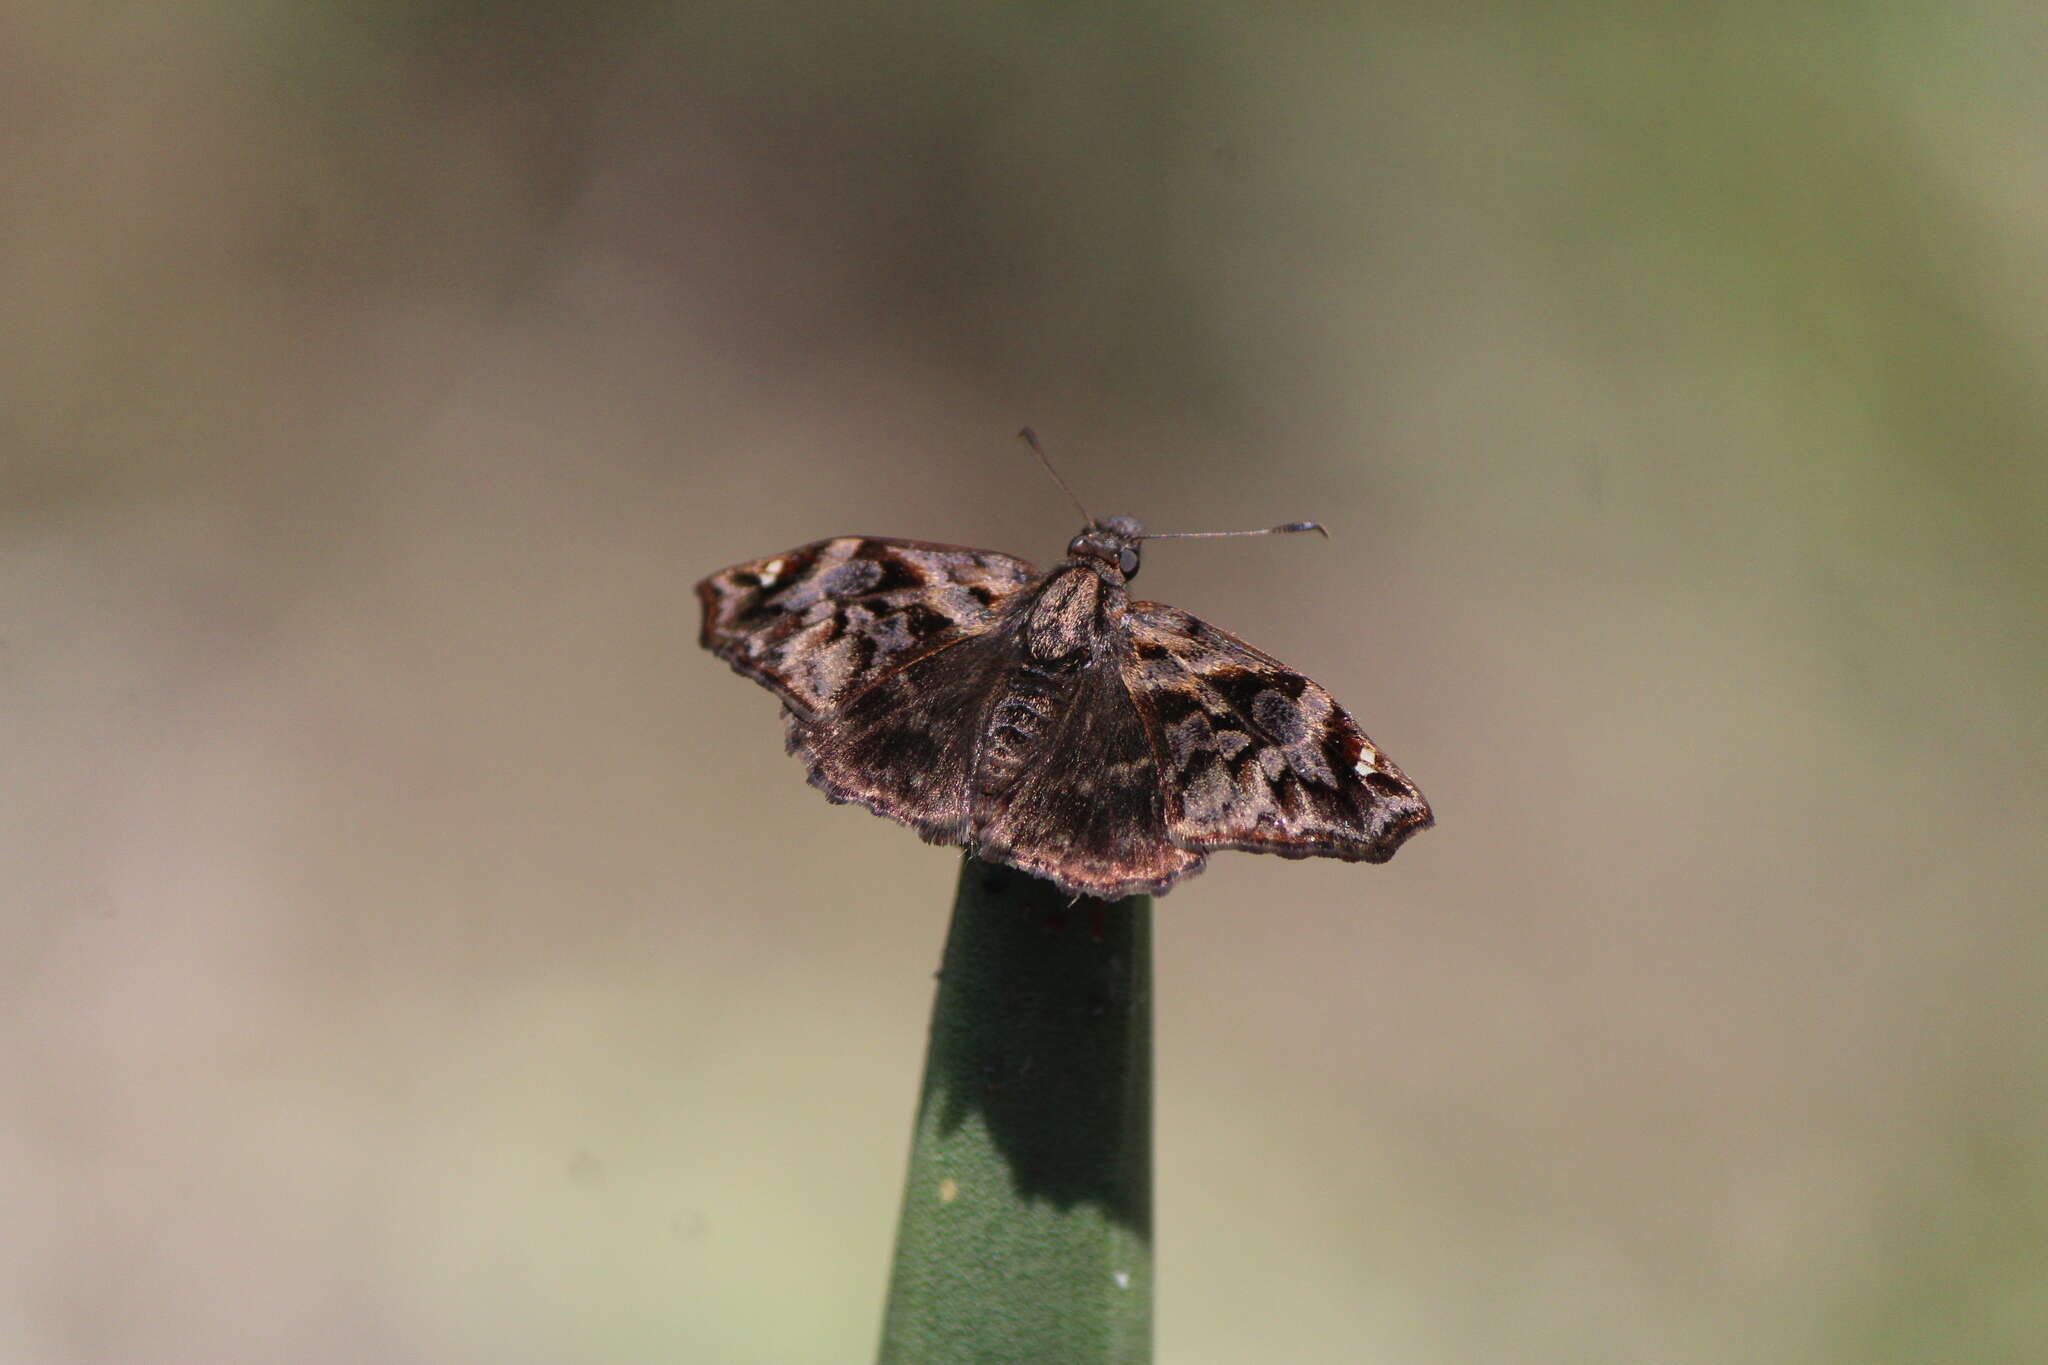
[{"left": 758, "top": 556, "right": 788, "bottom": 586}]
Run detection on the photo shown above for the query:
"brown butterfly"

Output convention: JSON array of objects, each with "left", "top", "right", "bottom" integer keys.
[{"left": 697, "top": 439, "right": 1432, "bottom": 899}]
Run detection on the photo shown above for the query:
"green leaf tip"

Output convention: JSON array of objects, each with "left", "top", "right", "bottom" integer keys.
[{"left": 877, "top": 853, "right": 1154, "bottom": 1364}]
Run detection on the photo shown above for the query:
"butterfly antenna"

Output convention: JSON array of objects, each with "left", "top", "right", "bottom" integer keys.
[
  {"left": 1143, "top": 521, "right": 1329, "bottom": 540},
  {"left": 1016, "top": 427, "right": 1095, "bottom": 527}
]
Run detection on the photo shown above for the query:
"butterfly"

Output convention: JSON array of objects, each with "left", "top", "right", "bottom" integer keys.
[{"left": 697, "top": 483, "right": 1433, "bottom": 901}]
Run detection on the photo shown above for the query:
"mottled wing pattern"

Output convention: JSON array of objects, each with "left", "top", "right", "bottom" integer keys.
[
  {"left": 973, "top": 618, "right": 1205, "bottom": 901},
  {"left": 697, "top": 537, "right": 1040, "bottom": 843},
  {"left": 1124, "top": 604, "right": 1433, "bottom": 864},
  {"left": 696, "top": 537, "right": 1039, "bottom": 718},
  {"left": 780, "top": 615, "right": 1023, "bottom": 847}
]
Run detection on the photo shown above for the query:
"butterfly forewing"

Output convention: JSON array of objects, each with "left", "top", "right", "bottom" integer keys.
[
  {"left": 1123, "top": 604, "right": 1432, "bottom": 863},
  {"left": 696, "top": 537, "right": 1039, "bottom": 717}
]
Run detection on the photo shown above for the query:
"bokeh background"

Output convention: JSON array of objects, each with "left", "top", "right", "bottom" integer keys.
[{"left": 6, "top": 5, "right": 2045, "bottom": 1362}]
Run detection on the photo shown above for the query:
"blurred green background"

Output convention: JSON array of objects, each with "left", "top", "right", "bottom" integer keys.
[{"left": 5, "top": 5, "right": 2045, "bottom": 1361}]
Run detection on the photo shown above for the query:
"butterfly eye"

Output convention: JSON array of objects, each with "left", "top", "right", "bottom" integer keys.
[{"left": 1118, "top": 547, "right": 1140, "bottom": 577}]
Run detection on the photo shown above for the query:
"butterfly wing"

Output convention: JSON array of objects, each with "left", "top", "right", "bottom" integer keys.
[
  {"left": 970, "top": 628, "right": 1207, "bottom": 900},
  {"left": 1122, "top": 603, "right": 1433, "bottom": 864},
  {"left": 697, "top": 537, "right": 1040, "bottom": 717},
  {"left": 697, "top": 536, "right": 1042, "bottom": 842}
]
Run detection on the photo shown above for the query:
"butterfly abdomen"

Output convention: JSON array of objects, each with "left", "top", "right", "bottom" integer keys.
[
  {"left": 971, "top": 564, "right": 1124, "bottom": 801},
  {"left": 974, "top": 663, "right": 1070, "bottom": 799}
]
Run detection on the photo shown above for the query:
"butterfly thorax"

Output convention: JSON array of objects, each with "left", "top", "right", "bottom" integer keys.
[{"left": 1023, "top": 561, "right": 1118, "bottom": 661}]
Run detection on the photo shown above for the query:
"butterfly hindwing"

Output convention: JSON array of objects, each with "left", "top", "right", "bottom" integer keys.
[
  {"left": 781, "top": 614, "right": 1021, "bottom": 845},
  {"left": 971, "top": 593, "right": 1204, "bottom": 899}
]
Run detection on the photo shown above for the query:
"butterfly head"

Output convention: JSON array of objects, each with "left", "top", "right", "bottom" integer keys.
[{"left": 1067, "top": 516, "right": 1146, "bottom": 580}]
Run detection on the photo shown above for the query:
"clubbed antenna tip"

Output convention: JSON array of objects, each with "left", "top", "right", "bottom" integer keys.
[{"left": 1143, "top": 521, "right": 1329, "bottom": 540}]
